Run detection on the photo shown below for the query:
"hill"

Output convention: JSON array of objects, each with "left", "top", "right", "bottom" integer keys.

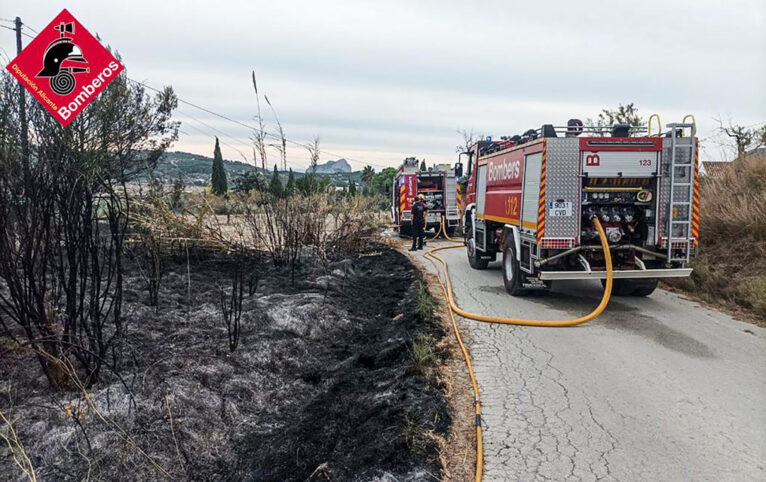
[
  {"left": 146, "top": 151, "right": 362, "bottom": 187},
  {"left": 147, "top": 151, "right": 258, "bottom": 186}
]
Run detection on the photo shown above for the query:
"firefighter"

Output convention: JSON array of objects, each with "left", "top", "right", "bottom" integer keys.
[{"left": 410, "top": 193, "right": 427, "bottom": 251}]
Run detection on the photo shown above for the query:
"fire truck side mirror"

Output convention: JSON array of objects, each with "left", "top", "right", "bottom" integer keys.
[{"left": 455, "top": 162, "right": 463, "bottom": 178}]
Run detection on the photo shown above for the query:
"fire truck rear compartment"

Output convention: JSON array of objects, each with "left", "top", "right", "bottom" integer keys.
[{"left": 579, "top": 177, "right": 656, "bottom": 271}]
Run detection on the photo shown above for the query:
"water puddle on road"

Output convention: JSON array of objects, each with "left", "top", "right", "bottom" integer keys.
[{"left": 504, "top": 289, "right": 716, "bottom": 359}]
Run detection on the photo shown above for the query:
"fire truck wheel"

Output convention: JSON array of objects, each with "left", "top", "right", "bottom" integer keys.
[
  {"left": 628, "top": 278, "right": 659, "bottom": 296},
  {"left": 398, "top": 224, "right": 411, "bottom": 238},
  {"left": 601, "top": 279, "right": 633, "bottom": 296},
  {"left": 466, "top": 228, "right": 488, "bottom": 270},
  {"left": 601, "top": 278, "right": 658, "bottom": 296},
  {"left": 502, "top": 245, "right": 528, "bottom": 296},
  {"left": 445, "top": 226, "right": 456, "bottom": 237}
]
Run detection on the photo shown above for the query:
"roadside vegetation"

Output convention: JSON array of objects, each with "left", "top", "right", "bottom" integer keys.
[{"left": 667, "top": 156, "right": 766, "bottom": 323}]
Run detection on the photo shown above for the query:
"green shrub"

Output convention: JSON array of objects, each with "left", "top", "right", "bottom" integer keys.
[
  {"left": 411, "top": 333, "right": 438, "bottom": 379},
  {"left": 741, "top": 276, "right": 766, "bottom": 318},
  {"left": 415, "top": 281, "right": 437, "bottom": 324}
]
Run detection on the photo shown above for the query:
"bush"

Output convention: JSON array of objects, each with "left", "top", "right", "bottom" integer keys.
[
  {"left": 240, "top": 192, "right": 378, "bottom": 283},
  {"left": 0, "top": 68, "right": 178, "bottom": 388},
  {"left": 667, "top": 158, "right": 766, "bottom": 321}
]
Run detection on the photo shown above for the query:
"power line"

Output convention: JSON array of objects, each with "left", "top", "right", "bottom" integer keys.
[
  {"left": 174, "top": 108, "right": 252, "bottom": 162},
  {"left": 176, "top": 121, "right": 251, "bottom": 163},
  {"left": 0, "top": 24, "right": 34, "bottom": 40},
  {"left": 0, "top": 46, "right": 11, "bottom": 64},
  {"left": 127, "top": 77, "right": 389, "bottom": 169}
]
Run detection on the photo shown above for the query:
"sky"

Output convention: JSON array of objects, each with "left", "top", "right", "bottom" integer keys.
[{"left": 1, "top": 0, "right": 764, "bottom": 170}]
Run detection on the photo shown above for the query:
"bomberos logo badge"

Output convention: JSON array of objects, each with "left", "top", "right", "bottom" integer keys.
[{"left": 5, "top": 9, "right": 124, "bottom": 127}]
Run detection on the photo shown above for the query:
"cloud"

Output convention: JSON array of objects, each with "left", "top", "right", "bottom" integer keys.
[{"left": 2, "top": 0, "right": 764, "bottom": 166}]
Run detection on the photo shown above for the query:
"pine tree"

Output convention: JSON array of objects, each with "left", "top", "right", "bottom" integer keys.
[
  {"left": 211, "top": 137, "right": 228, "bottom": 195},
  {"left": 419, "top": 159, "right": 427, "bottom": 171},
  {"left": 285, "top": 168, "right": 296, "bottom": 197},
  {"left": 347, "top": 179, "right": 357, "bottom": 197},
  {"left": 361, "top": 165, "right": 375, "bottom": 185},
  {"left": 269, "top": 164, "right": 284, "bottom": 198}
]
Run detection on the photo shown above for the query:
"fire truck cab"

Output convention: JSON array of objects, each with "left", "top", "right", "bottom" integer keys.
[{"left": 461, "top": 119, "right": 699, "bottom": 297}]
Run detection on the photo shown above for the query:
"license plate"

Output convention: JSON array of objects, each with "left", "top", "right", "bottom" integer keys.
[{"left": 550, "top": 201, "right": 572, "bottom": 217}]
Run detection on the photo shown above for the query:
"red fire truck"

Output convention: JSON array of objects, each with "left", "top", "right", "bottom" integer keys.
[
  {"left": 461, "top": 119, "right": 699, "bottom": 296},
  {"left": 392, "top": 158, "right": 460, "bottom": 237}
]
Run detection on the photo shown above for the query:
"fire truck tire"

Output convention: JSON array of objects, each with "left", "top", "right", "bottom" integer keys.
[
  {"left": 398, "top": 224, "right": 411, "bottom": 238},
  {"left": 445, "top": 226, "right": 456, "bottom": 238},
  {"left": 601, "top": 279, "right": 632, "bottom": 296},
  {"left": 466, "top": 228, "right": 488, "bottom": 270},
  {"left": 601, "top": 278, "right": 658, "bottom": 296},
  {"left": 628, "top": 278, "right": 659, "bottom": 296},
  {"left": 502, "top": 243, "right": 529, "bottom": 296}
]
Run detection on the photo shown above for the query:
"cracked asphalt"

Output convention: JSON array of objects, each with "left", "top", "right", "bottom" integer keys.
[{"left": 410, "top": 243, "right": 765, "bottom": 481}]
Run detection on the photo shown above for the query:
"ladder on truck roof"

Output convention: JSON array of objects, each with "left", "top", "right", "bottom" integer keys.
[{"left": 666, "top": 123, "right": 696, "bottom": 263}]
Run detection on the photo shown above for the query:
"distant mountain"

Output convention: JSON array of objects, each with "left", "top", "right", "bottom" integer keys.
[
  {"left": 142, "top": 151, "right": 361, "bottom": 187},
  {"left": 314, "top": 158, "right": 352, "bottom": 174}
]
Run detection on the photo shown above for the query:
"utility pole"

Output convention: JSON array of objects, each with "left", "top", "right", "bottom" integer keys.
[{"left": 15, "top": 16, "right": 30, "bottom": 193}]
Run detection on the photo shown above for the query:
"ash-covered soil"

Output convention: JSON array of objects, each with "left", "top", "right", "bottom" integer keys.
[{"left": 0, "top": 247, "right": 449, "bottom": 481}]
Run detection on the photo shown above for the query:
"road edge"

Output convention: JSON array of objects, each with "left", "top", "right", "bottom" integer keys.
[{"left": 404, "top": 250, "right": 478, "bottom": 481}]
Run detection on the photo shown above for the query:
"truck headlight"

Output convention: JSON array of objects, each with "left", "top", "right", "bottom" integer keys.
[{"left": 637, "top": 190, "right": 653, "bottom": 202}]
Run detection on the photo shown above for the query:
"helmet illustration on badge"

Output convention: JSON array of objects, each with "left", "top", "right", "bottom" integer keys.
[{"left": 36, "top": 22, "right": 90, "bottom": 95}]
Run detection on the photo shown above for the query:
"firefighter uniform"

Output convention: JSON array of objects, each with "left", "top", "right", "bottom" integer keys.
[{"left": 410, "top": 196, "right": 427, "bottom": 251}]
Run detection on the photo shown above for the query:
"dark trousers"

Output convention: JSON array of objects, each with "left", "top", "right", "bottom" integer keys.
[{"left": 412, "top": 221, "right": 425, "bottom": 249}]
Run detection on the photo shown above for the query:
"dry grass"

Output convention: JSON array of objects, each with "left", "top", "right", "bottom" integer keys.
[
  {"left": 0, "top": 407, "right": 36, "bottom": 481},
  {"left": 412, "top": 333, "right": 439, "bottom": 380},
  {"left": 699, "top": 158, "right": 766, "bottom": 241},
  {"left": 667, "top": 158, "right": 766, "bottom": 324},
  {"left": 132, "top": 192, "right": 227, "bottom": 246}
]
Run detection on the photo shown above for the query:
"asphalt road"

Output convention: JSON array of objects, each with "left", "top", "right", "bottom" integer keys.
[{"left": 409, "top": 242, "right": 765, "bottom": 482}]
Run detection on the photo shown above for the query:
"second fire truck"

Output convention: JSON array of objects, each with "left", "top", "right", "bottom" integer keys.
[{"left": 392, "top": 158, "right": 460, "bottom": 236}]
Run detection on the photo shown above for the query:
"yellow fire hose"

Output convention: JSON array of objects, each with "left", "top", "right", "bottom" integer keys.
[
  {"left": 389, "top": 217, "right": 446, "bottom": 246},
  {"left": 427, "top": 217, "right": 613, "bottom": 327},
  {"left": 398, "top": 216, "right": 613, "bottom": 481}
]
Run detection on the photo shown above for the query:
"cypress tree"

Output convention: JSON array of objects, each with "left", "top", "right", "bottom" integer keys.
[
  {"left": 347, "top": 179, "right": 357, "bottom": 197},
  {"left": 211, "top": 137, "right": 228, "bottom": 195},
  {"left": 419, "top": 159, "right": 427, "bottom": 171},
  {"left": 269, "top": 164, "right": 284, "bottom": 198},
  {"left": 285, "top": 168, "right": 295, "bottom": 197}
]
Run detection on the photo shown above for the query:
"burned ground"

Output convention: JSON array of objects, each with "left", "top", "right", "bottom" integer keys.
[{"left": 0, "top": 247, "right": 449, "bottom": 481}]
